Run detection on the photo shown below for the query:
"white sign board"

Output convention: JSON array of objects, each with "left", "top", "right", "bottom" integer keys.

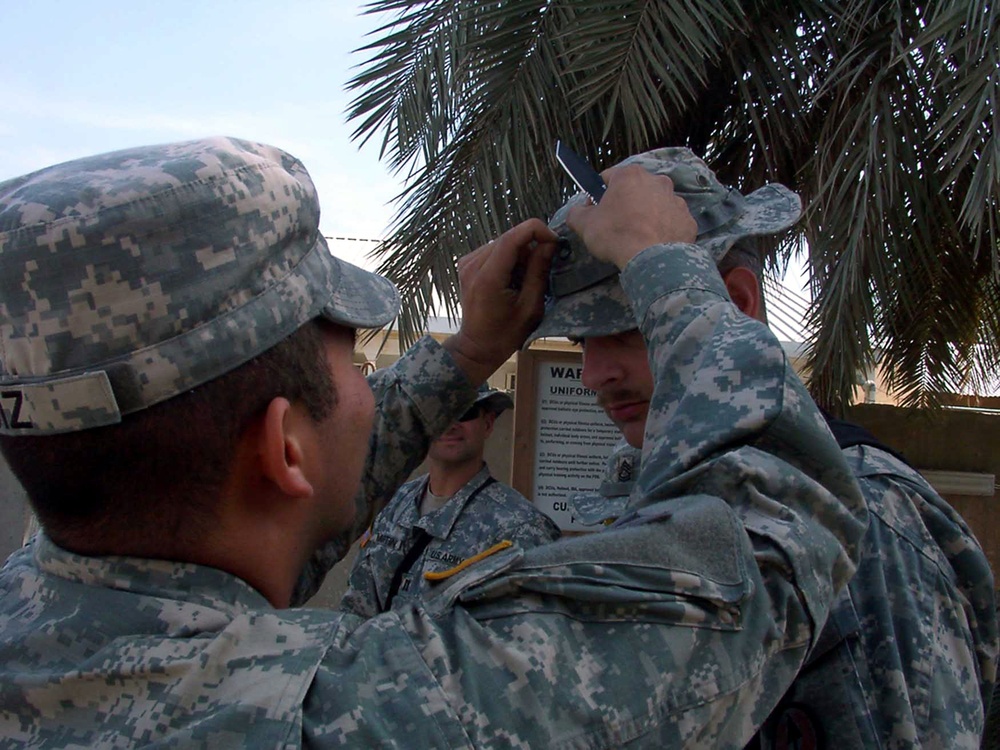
[{"left": 531, "top": 360, "right": 621, "bottom": 530}]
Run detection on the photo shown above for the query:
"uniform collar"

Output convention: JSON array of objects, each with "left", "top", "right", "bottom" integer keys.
[
  {"left": 416, "top": 464, "right": 494, "bottom": 539},
  {"left": 29, "top": 532, "right": 272, "bottom": 616}
]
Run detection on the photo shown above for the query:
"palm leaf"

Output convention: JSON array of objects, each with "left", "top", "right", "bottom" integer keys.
[{"left": 347, "top": 0, "right": 1000, "bottom": 409}]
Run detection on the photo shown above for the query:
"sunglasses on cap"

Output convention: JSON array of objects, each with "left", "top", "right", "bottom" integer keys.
[{"left": 457, "top": 405, "right": 483, "bottom": 422}]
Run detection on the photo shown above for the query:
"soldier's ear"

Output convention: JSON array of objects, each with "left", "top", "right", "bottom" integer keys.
[
  {"left": 482, "top": 410, "right": 497, "bottom": 436},
  {"left": 257, "top": 397, "right": 314, "bottom": 499},
  {"left": 723, "top": 267, "right": 763, "bottom": 321}
]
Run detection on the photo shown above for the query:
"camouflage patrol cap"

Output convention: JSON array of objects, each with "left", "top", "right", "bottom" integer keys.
[
  {"left": 473, "top": 384, "right": 514, "bottom": 416},
  {"left": 566, "top": 438, "right": 639, "bottom": 527},
  {"left": 0, "top": 136, "right": 399, "bottom": 435},
  {"left": 529, "top": 147, "right": 801, "bottom": 342}
]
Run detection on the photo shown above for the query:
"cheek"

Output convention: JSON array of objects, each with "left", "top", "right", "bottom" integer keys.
[
  {"left": 331, "top": 366, "right": 375, "bottom": 439},
  {"left": 346, "top": 377, "right": 375, "bottom": 436}
]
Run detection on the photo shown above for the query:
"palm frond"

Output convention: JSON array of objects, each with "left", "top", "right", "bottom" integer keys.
[{"left": 347, "top": 0, "right": 1000, "bottom": 409}]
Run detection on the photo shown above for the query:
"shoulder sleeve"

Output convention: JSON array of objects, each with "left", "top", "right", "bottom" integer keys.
[
  {"left": 489, "top": 485, "right": 561, "bottom": 547},
  {"left": 620, "top": 243, "right": 867, "bottom": 633}
]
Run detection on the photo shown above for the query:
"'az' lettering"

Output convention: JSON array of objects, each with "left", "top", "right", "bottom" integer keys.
[{"left": 0, "top": 390, "right": 34, "bottom": 429}]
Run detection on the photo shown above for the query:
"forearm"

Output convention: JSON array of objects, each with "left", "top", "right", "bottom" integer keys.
[{"left": 622, "top": 241, "right": 867, "bottom": 639}]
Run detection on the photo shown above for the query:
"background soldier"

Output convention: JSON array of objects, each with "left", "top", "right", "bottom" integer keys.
[{"left": 341, "top": 384, "right": 559, "bottom": 616}]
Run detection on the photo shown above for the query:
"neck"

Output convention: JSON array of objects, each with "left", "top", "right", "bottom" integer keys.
[
  {"left": 427, "top": 459, "right": 484, "bottom": 498},
  {"left": 189, "top": 474, "right": 317, "bottom": 609}
]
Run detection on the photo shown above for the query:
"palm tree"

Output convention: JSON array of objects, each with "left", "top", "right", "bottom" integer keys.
[{"left": 346, "top": 0, "right": 1000, "bottom": 411}]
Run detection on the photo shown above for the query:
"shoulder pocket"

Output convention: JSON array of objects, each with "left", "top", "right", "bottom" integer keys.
[{"left": 457, "top": 495, "right": 753, "bottom": 629}]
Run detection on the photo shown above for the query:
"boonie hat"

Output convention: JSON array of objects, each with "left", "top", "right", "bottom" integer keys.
[
  {"left": 0, "top": 136, "right": 399, "bottom": 435},
  {"left": 529, "top": 147, "right": 801, "bottom": 342}
]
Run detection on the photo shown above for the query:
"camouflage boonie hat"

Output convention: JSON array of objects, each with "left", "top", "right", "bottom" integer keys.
[
  {"left": 472, "top": 384, "right": 514, "bottom": 416},
  {"left": 529, "top": 147, "right": 801, "bottom": 342},
  {"left": 0, "top": 136, "right": 399, "bottom": 435}
]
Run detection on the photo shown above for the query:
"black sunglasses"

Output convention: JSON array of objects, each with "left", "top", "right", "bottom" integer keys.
[{"left": 457, "top": 404, "right": 482, "bottom": 422}]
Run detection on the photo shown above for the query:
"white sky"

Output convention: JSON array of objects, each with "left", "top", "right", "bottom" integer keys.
[{"left": 0, "top": 0, "right": 401, "bottom": 270}]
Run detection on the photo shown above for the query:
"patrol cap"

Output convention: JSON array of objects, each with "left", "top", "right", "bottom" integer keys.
[
  {"left": 529, "top": 147, "right": 801, "bottom": 342},
  {"left": 0, "top": 136, "right": 399, "bottom": 435},
  {"left": 566, "top": 438, "right": 640, "bottom": 527},
  {"left": 472, "top": 384, "right": 514, "bottom": 416}
]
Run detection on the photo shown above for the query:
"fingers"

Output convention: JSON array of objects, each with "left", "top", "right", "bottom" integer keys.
[
  {"left": 457, "top": 240, "right": 491, "bottom": 281},
  {"left": 458, "top": 219, "right": 557, "bottom": 297},
  {"left": 445, "top": 220, "right": 557, "bottom": 386},
  {"left": 517, "top": 234, "right": 557, "bottom": 302},
  {"left": 476, "top": 219, "right": 557, "bottom": 283},
  {"left": 566, "top": 166, "right": 696, "bottom": 268}
]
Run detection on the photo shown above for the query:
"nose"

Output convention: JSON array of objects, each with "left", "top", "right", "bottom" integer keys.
[{"left": 581, "top": 338, "right": 623, "bottom": 390}]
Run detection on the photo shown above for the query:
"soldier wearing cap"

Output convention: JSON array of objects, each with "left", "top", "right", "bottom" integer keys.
[
  {"left": 533, "top": 147, "right": 998, "bottom": 749},
  {"left": 0, "top": 137, "right": 867, "bottom": 748},
  {"left": 565, "top": 437, "right": 639, "bottom": 529},
  {"left": 341, "top": 384, "right": 559, "bottom": 617}
]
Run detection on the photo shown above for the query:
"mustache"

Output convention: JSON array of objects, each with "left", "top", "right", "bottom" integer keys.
[{"left": 596, "top": 387, "right": 646, "bottom": 410}]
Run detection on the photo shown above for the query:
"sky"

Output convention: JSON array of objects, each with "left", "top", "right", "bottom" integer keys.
[{"left": 0, "top": 0, "right": 403, "bottom": 270}]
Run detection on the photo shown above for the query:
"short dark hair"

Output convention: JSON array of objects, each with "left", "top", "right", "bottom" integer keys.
[
  {"left": 717, "top": 239, "right": 762, "bottom": 280},
  {"left": 0, "top": 320, "right": 336, "bottom": 554}
]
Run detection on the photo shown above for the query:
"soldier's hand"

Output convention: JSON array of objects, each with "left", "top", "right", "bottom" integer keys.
[
  {"left": 444, "top": 219, "right": 557, "bottom": 386},
  {"left": 567, "top": 164, "right": 697, "bottom": 269}
]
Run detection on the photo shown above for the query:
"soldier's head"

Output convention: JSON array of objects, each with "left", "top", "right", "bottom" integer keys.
[
  {"left": 0, "top": 137, "right": 398, "bottom": 555},
  {"left": 428, "top": 385, "right": 513, "bottom": 469},
  {"left": 529, "top": 147, "right": 801, "bottom": 449}
]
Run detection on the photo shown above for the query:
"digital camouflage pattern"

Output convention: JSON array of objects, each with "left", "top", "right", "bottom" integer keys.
[
  {"left": 534, "top": 148, "right": 998, "bottom": 747},
  {"left": 576, "top": 424, "right": 999, "bottom": 747},
  {"left": 566, "top": 437, "right": 638, "bottom": 527},
  {"left": 752, "top": 442, "right": 997, "bottom": 749},
  {"left": 0, "top": 241, "right": 868, "bottom": 748},
  {"left": 340, "top": 464, "right": 560, "bottom": 618},
  {"left": 0, "top": 136, "right": 398, "bottom": 434},
  {"left": 0, "top": 138, "right": 867, "bottom": 747},
  {"left": 530, "top": 146, "right": 800, "bottom": 342}
]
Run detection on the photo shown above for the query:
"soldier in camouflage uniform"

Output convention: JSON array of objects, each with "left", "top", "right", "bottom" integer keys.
[
  {"left": 565, "top": 437, "right": 638, "bottom": 528},
  {"left": 532, "top": 146, "right": 999, "bottom": 749},
  {"left": 0, "top": 136, "right": 867, "bottom": 748},
  {"left": 341, "top": 384, "right": 559, "bottom": 617}
]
